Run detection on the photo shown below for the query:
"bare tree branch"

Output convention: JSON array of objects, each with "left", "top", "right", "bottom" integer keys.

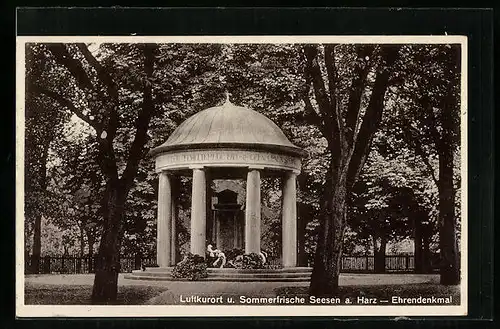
[
  {"left": 303, "top": 45, "right": 342, "bottom": 161},
  {"left": 303, "top": 46, "right": 331, "bottom": 113},
  {"left": 46, "top": 43, "right": 121, "bottom": 156},
  {"left": 303, "top": 95, "right": 332, "bottom": 144},
  {"left": 122, "top": 44, "right": 158, "bottom": 188},
  {"left": 403, "top": 122, "right": 440, "bottom": 186},
  {"left": 424, "top": 101, "right": 444, "bottom": 149},
  {"left": 45, "top": 43, "right": 96, "bottom": 92},
  {"left": 347, "top": 45, "right": 400, "bottom": 190},
  {"left": 301, "top": 46, "right": 333, "bottom": 144},
  {"left": 28, "top": 83, "right": 119, "bottom": 181},
  {"left": 345, "top": 45, "right": 375, "bottom": 144},
  {"left": 76, "top": 43, "right": 119, "bottom": 100},
  {"left": 28, "top": 83, "right": 100, "bottom": 131},
  {"left": 324, "top": 44, "right": 347, "bottom": 153},
  {"left": 74, "top": 43, "right": 122, "bottom": 157}
]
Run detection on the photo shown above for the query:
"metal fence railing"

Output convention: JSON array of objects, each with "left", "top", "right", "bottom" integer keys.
[
  {"left": 25, "top": 253, "right": 440, "bottom": 274},
  {"left": 25, "top": 255, "right": 156, "bottom": 275}
]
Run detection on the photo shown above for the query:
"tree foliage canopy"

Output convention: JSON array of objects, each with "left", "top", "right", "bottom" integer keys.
[{"left": 24, "top": 42, "right": 463, "bottom": 300}]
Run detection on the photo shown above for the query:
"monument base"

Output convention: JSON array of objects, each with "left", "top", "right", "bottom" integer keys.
[{"left": 124, "top": 267, "right": 312, "bottom": 282}]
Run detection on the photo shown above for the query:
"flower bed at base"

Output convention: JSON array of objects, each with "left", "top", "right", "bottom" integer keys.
[
  {"left": 171, "top": 253, "right": 208, "bottom": 281},
  {"left": 171, "top": 252, "right": 268, "bottom": 280},
  {"left": 230, "top": 253, "right": 265, "bottom": 270}
]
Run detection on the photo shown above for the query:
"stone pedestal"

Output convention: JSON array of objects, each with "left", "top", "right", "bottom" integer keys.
[
  {"left": 282, "top": 171, "right": 297, "bottom": 267},
  {"left": 157, "top": 171, "right": 172, "bottom": 267}
]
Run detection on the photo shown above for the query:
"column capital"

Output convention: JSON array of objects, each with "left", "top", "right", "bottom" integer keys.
[
  {"left": 248, "top": 165, "right": 265, "bottom": 171},
  {"left": 286, "top": 169, "right": 301, "bottom": 176},
  {"left": 159, "top": 170, "right": 177, "bottom": 178},
  {"left": 189, "top": 165, "right": 205, "bottom": 170}
]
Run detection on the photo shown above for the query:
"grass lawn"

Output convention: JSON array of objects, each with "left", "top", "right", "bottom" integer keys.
[
  {"left": 276, "top": 283, "right": 461, "bottom": 305},
  {"left": 24, "top": 283, "right": 169, "bottom": 305},
  {"left": 24, "top": 274, "right": 459, "bottom": 306}
]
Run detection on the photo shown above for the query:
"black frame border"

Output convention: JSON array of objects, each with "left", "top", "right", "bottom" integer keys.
[{"left": 7, "top": 6, "right": 495, "bottom": 328}]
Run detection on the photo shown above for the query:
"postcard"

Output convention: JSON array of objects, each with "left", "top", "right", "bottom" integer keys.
[{"left": 17, "top": 34, "right": 468, "bottom": 317}]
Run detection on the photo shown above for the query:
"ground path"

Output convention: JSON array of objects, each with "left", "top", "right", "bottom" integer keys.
[{"left": 25, "top": 273, "right": 440, "bottom": 305}]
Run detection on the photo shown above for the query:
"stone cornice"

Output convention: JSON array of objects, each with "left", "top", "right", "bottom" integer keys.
[{"left": 155, "top": 148, "right": 302, "bottom": 174}]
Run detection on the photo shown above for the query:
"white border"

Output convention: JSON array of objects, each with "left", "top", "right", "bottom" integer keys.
[{"left": 16, "top": 35, "right": 468, "bottom": 318}]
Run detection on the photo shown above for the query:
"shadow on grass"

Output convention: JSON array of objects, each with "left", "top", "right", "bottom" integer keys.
[
  {"left": 276, "top": 284, "right": 460, "bottom": 305},
  {"left": 24, "top": 283, "right": 169, "bottom": 305}
]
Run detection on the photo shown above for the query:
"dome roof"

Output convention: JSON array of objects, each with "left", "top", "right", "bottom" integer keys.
[{"left": 151, "top": 99, "right": 304, "bottom": 157}]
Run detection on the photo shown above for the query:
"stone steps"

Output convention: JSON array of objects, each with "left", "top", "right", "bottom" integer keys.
[
  {"left": 130, "top": 272, "right": 311, "bottom": 279},
  {"left": 138, "top": 267, "right": 312, "bottom": 273},
  {"left": 207, "top": 271, "right": 312, "bottom": 276},
  {"left": 139, "top": 267, "right": 174, "bottom": 273},
  {"left": 126, "top": 267, "right": 312, "bottom": 282},
  {"left": 125, "top": 275, "right": 311, "bottom": 282},
  {"left": 208, "top": 267, "right": 312, "bottom": 273}
]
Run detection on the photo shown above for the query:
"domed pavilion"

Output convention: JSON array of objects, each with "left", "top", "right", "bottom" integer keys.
[{"left": 129, "top": 96, "right": 309, "bottom": 281}]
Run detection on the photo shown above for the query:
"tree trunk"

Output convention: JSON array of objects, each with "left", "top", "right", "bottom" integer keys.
[
  {"left": 374, "top": 236, "right": 387, "bottom": 274},
  {"left": 296, "top": 175, "right": 309, "bottom": 267},
  {"left": 364, "top": 240, "right": 371, "bottom": 255},
  {"left": 297, "top": 216, "right": 308, "bottom": 267},
  {"left": 87, "top": 231, "right": 95, "bottom": 273},
  {"left": 422, "top": 225, "right": 432, "bottom": 273},
  {"left": 304, "top": 45, "right": 399, "bottom": 297},
  {"left": 438, "top": 153, "right": 459, "bottom": 284},
  {"left": 79, "top": 226, "right": 85, "bottom": 257},
  {"left": 309, "top": 168, "right": 348, "bottom": 297},
  {"left": 438, "top": 92, "right": 460, "bottom": 285},
  {"left": 413, "top": 216, "right": 424, "bottom": 273},
  {"left": 31, "top": 214, "right": 42, "bottom": 274},
  {"left": 87, "top": 232, "right": 95, "bottom": 258},
  {"left": 30, "top": 140, "right": 50, "bottom": 274},
  {"left": 76, "top": 226, "right": 85, "bottom": 273},
  {"left": 297, "top": 204, "right": 309, "bottom": 267},
  {"left": 91, "top": 181, "right": 128, "bottom": 304},
  {"left": 90, "top": 44, "right": 156, "bottom": 303}
]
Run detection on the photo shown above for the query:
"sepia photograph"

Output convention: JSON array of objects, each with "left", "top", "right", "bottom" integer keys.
[{"left": 16, "top": 35, "right": 467, "bottom": 317}]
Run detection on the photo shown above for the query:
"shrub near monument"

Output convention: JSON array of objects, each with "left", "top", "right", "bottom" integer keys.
[
  {"left": 232, "top": 253, "right": 265, "bottom": 270},
  {"left": 171, "top": 253, "right": 208, "bottom": 281}
]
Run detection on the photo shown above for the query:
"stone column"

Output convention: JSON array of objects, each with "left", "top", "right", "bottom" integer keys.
[
  {"left": 240, "top": 211, "right": 245, "bottom": 249},
  {"left": 190, "top": 166, "right": 207, "bottom": 256},
  {"left": 233, "top": 213, "right": 239, "bottom": 249},
  {"left": 157, "top": 171, "right": 172, "bottom": 267},
  {"left": 212, "top": 210, "right": 217, "bottom": 244},
  {"left": 282, "top": 171, "right": 298, "bottom": 267},
  {"left": 170, "top": 180, "right": 178, "bottom": 266},
  {"left": 205, "top": 171, "right": 213, "bottom": 243},
  {"left": 245, "top": 167, "right": 262, "bottom": 254},
  {"left": 215, "top": 215, "right": 221, "bottom": 249}
]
